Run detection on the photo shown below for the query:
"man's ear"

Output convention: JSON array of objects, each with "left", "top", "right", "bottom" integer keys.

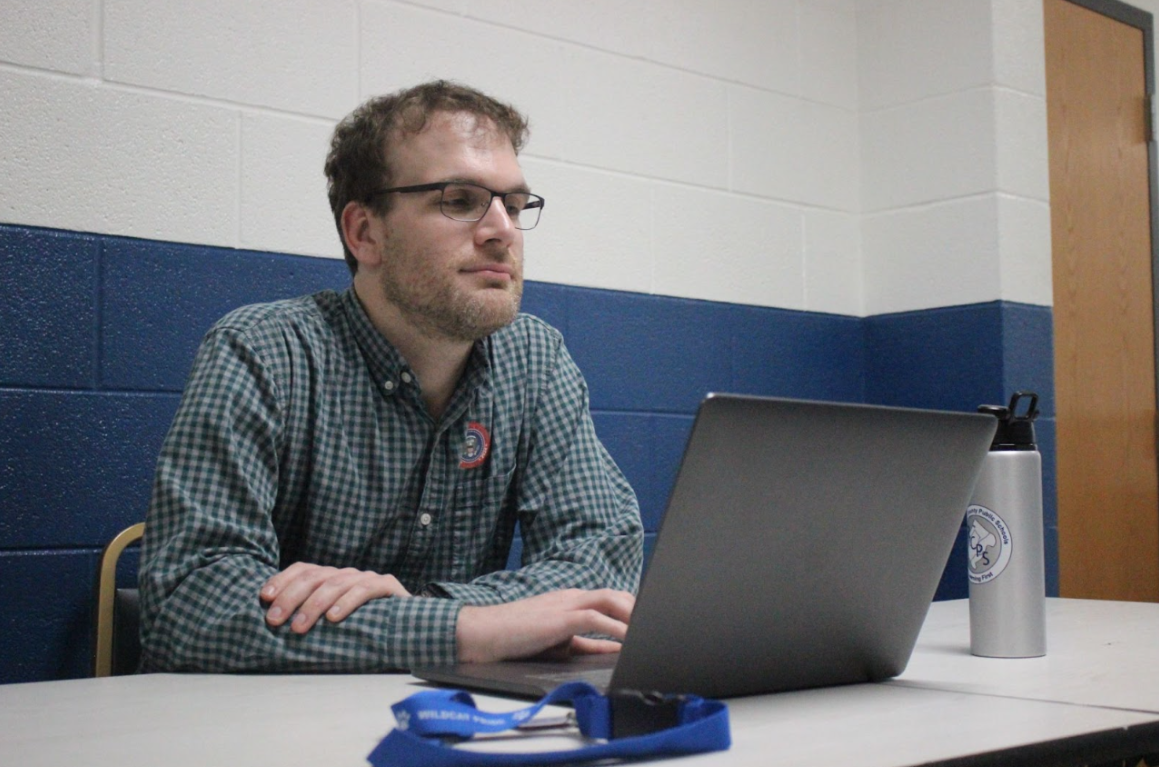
[{"left": 341, "top": 201, "right": 384, "bottom": 268}]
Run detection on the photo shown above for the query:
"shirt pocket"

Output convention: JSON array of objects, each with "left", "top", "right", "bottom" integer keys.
[{"left": 447, "top": 462, "right": 516, "bottom": 578}]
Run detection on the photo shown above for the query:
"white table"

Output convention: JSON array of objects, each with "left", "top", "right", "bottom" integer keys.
[
  {"left": 895, "top": 598, "right": 1159, "bottom": 714},
  {"left": 2, "top": 598, "right": 1159, "bottom": 767}
]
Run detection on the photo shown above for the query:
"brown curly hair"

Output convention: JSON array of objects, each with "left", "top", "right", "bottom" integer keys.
[{"left": 324, "top": 80, "right": 530, "bottom": 273}]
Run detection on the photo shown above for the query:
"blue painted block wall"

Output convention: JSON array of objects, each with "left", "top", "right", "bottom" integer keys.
[
  {"left": 0, "top": 223, "right": 1055, "bottom": 684},
  {"left": 864, "top": 303, "right": 1057, "bottom": 601}
]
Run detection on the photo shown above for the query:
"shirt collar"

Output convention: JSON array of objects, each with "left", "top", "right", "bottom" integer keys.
[
  {"left": 341, "top": 287, "right": 493, "bottom": 406},
  {"left": 342, "top": 287, "right": 411, "bottom": 392}
]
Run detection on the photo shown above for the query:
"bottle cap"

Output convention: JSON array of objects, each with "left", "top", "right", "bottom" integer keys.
[{"left": 978, "top": 391, "right": 1038, "bottom": 450}]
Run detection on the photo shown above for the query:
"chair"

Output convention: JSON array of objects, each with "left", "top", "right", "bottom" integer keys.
[{"left": 93, "top": 522, "right": 145, "bottom": 677}]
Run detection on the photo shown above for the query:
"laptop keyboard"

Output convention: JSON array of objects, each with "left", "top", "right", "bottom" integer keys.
[{"left": 527, "top": 667, "right": 614, "bottom": 689}]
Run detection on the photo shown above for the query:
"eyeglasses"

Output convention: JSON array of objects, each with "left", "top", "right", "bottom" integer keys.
[{"left": 367, "top": 181, "right": 546, "bottom": 230}]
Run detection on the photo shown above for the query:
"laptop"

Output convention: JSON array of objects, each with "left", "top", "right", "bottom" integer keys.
[{"left": 413, "top": 393, "right": 997, "bottom": 699}]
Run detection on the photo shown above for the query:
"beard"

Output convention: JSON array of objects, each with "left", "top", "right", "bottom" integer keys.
[{"left": 377, "top": 238, "right": 523, "bottom": 343}]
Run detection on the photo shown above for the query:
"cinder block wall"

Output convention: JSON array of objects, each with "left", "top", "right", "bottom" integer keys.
[{"left": 1, "top": 0, "right": 1064, "bottom": 684}]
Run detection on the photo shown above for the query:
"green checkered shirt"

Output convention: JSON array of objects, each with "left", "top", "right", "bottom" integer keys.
[{"left": 139, "top": 288, "right": 643, "bottom": 672}]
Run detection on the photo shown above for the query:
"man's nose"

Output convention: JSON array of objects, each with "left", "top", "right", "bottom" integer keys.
[{"left": 476, "top": 197, "right": 517, "bottom": 240}]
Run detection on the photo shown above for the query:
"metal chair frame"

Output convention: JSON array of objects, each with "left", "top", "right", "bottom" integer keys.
[{"left": 94, "top": 522, "right": 145, "bottom": 677}]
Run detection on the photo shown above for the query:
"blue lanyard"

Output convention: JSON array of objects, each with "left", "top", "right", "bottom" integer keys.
[{"left": 367, "top": 681, "right": 731, "bottom": 767}]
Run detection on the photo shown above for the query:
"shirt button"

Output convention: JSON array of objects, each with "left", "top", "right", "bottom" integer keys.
[
  {"left": 419, "top": 512, "right": 432, "bottom": 527},
  {"left": 400, "top": 372, "right": 413, "bottom": 384},
  {"left": 383, "top": 380, "right": 395, "bottom": 392}
]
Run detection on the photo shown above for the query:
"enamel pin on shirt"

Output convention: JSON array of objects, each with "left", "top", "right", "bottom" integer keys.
[{"left": 459, "top": 422, "right": 491, "bottom": 469}]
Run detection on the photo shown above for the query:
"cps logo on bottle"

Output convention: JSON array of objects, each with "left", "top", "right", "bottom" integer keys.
[{"left": 966, "top": 504, "right": 1013, "bottom": 584}]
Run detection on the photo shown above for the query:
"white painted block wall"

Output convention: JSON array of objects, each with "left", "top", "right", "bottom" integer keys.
[
  {"left": 0, "top": 0, "right": 1103, "bottom": 317},
  {"left": 859, "top": 0, "right": 1052, "bottom": 315}
]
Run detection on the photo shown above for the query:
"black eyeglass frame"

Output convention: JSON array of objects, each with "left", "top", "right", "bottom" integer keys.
[{"left": 366, "top": 181, "right": 546, "bottom": 230}]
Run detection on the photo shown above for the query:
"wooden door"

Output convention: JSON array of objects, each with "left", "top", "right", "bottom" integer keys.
[{"left": 1045, "top": 0, "right": 1159, "bottom": 601}]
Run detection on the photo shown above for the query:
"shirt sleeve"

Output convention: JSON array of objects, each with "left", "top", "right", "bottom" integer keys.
[
  {"left": 138, "top": 325, "right": 461, "bottom": 673},
  {"left": 426, "top": 340, "right": 645, "bottom": 605}
]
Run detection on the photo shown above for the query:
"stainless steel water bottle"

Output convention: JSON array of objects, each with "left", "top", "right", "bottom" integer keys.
[{"left": 967, "top": 391, "right": 1046, "bottom": 658}]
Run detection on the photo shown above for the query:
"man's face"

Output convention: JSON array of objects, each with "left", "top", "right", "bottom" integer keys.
[{"left": 373, "top": 111, "right": 526, "bottom": 343}]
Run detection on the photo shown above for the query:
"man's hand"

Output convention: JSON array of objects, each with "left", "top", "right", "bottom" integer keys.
[
  {"left": 260, "top": 562, "right": 411, "bottom": 634},
  {"left": 455, "top": 588, "right": 635, "bottom": 664}
]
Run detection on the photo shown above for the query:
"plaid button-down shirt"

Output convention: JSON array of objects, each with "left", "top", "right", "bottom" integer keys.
[{"left": 139, "top": 288, "right": 643, "bottom": 672}]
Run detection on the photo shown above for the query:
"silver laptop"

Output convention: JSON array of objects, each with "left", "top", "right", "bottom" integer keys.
[{"left": 413, "top": 393, "right": 996, "bottom": 699}]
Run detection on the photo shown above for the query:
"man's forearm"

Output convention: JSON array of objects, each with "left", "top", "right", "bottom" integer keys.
[{"left": 140, "top": 558, "right": 462, "bottom": 672}]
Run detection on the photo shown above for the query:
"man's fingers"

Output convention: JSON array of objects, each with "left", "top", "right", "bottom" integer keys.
[
  {"left": 546, "top": 589, "right": 634, "bottom": 641},
  {"left": 260, "top": 561, "right": 315, "bottom": 603},
  {"left": 324, "top": 575, "right": 410, "bottom": 623},
  {"left": 579, "top": 589, "right": 635, "bottom": 626},
  {"left": 569, "top": 636, "right": 625, "bottom": 655},
  {"left": 533, "top": 635, "right": 623, "bottom": 661},
  {"left": 263, "top": 565, "right": 339, "bottom": 627},
  {"left": 561, "top": 607, "right": 629, "bottom": 642},
  {"left": 551, "top": 590, "right": 635, "bottom": 630},
  {"left": 286, "top": 568, "right": 364, "bottom": 633},
  {"left": 260, "top": 564, "right": 409, "bottom": 633}
]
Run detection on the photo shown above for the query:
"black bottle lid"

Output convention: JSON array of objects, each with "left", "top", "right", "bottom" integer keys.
[{"left": 978, "top": 391, "right": 1039, "bottom": 450}]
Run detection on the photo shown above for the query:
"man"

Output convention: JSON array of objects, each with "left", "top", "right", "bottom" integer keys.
[{"left": 139, "top": 81, "right": 643, "bottom": 672}]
